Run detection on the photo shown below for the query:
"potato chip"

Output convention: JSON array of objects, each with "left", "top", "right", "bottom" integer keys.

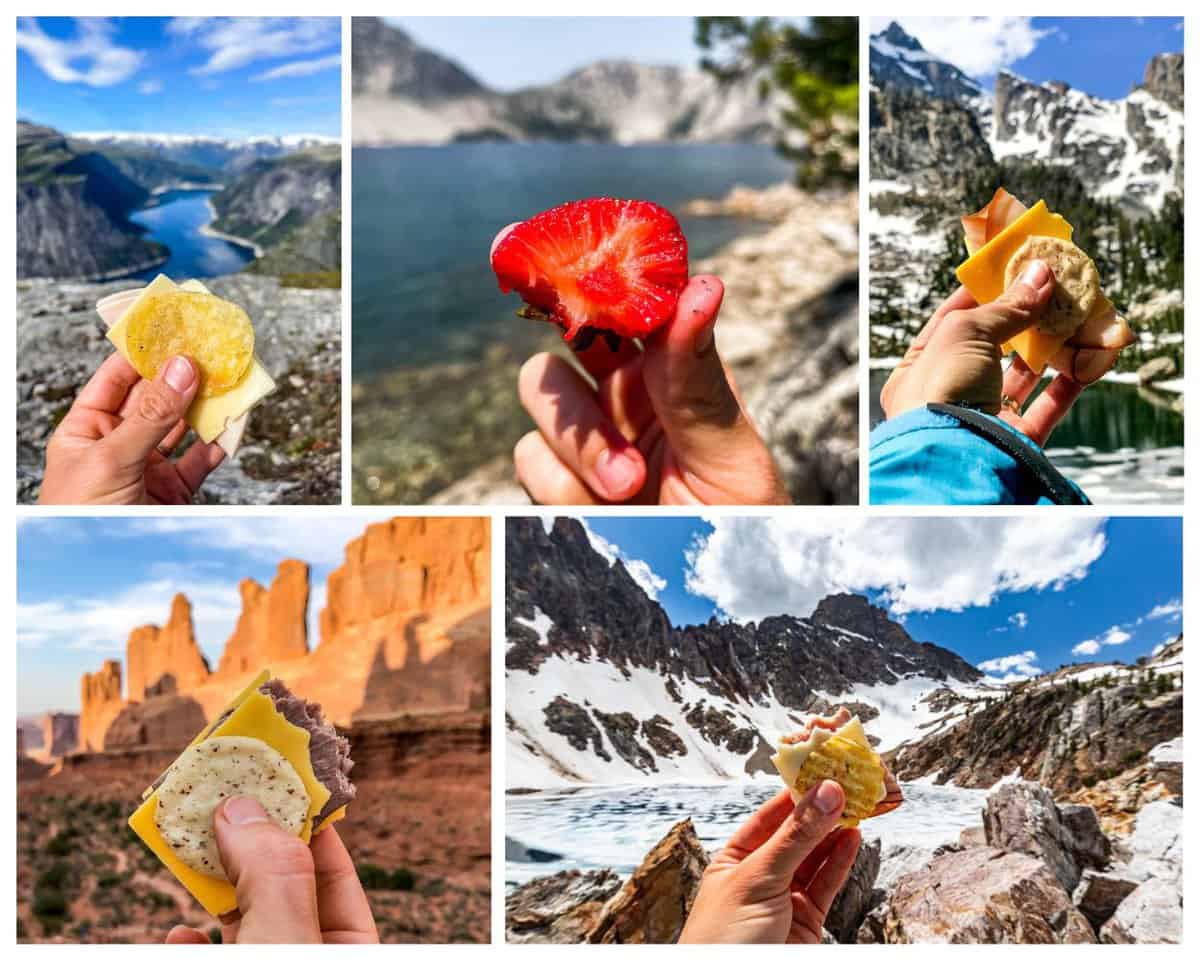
[
  {"left": 154, "top": 735, "right": 309, "bottom": 880},
  {"left": 1004, "top": 235, "right": 1101, "bottom": 339},
  {"left": 124, "top": 290, "right": 255, "bottom": 398}
]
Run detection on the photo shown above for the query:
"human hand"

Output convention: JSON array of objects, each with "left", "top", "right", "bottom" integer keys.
[
  {"left": 678, "top": 783, "right": 860, "bottom": 944},
  {"left": 880, "top": 260, "right": 1083, "bottom": 447},
  {"left": 38, "top": 353, "right": 225, "bottom": 504},
  {"left": 165, "top": 796, "right": 378, "bottom": 945},
  {"left": 512, "top": 273, "right": 789, "bottom": 505}
]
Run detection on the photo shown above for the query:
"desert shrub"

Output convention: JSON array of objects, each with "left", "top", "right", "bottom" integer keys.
[{"left": 357, "top": 863, "right": 416, "bottom": 891}]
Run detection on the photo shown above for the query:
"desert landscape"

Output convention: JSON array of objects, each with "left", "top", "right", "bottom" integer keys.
[{"left": 17, "top": 517, "right": 491, "bottom": 944}]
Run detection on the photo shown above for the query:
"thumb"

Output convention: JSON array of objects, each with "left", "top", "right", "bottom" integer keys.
[
  {"left": 213, "top": 797, "right": 321, "bottom": 944},
  {"left": 106, "top": 355, "right": 199, "bottom": 465},
  {"left": 743, "top": 780, "right": 845, "bottom": 889},
  {"left": 643, "top": 276, "right": 761, "bottom": 468},
  {"left": 966, "top": 259, "right": 1055, "bottom": 345}
]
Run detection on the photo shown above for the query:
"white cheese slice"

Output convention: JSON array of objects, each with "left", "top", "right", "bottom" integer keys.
[
  {"left": 771, "top": 716, "right": 879, "bottom": 803},
  {"left": 99, "top": 275, "right": 274, "bottom": 452}
]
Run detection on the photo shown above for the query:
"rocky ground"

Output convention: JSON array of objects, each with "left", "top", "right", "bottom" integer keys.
[
  {"left": 16, "top": 275, "right": 340, "bottom": 504},
  {"left": 17, "top": 711, "right": 490, "bottom": 944},
  {"left": 355, "top": 181, "right": 859, "bottom": 505}
]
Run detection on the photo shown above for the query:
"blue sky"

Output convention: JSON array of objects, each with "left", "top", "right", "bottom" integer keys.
[
  {"left": 16, "top": 515, "right": 394, "bottom": 714},
  {"left": 879, "top": 16, "right": 1184, "bottom": 99},
  {"left": 583, "top": 515, "right": 1182, "bottom": 684},
  {"left": 16, "top": 17, "right": 341, "bottom": 138},
  {"left": 385, "top": 16, "right": 810, "bottom": 91}
]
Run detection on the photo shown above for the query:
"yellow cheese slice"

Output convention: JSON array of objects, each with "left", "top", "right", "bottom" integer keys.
[
  {"left": 955, "top": 201, "right": 1075, "bottom": 375},
  {"left": 106, "top": 275, "right": 275, "bottom": 443},
  {"left": 129, "top": 670, "right": 333, "bottom": 917},
  {"left": 771, "top": 716, "right": 876, "bottom": 801}
]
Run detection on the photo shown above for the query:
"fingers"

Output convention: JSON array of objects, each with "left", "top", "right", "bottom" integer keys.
[
  {"left": 744, "top": 780, "right": 846, "bottom": 888},
  {"left": 165, "top": 924, "right": 210, "bottom": 944},
  {"left": 517, "top": 353, "right": 646, "bottom": 501},
  {"left": 513, "top": 431, "right": 603, "bottom": 505},
  {"left": 175, "top": 440, "right": 226, "bottom": 496},
  {"left": 967, "top": 259, "right": 1055, "bottom": 345},
  {"left": 882, "top": 287, "right": 978, "bottom": 415},
  {"left": 104, "top": 356, "right": 200, "bottom": 470},
  {"left": 803, "top": 828, "right": 862, "bottom": 917},
  {"left": 69, "top": 352, "right": 142, "bottom": 415},
  {"left": 1000, "top": 354, "right": 1041, "bottom": 409},
  {"left": 1051, "top": 345, "right": 1122, "bottom": 385},
  {"left": 1019, "top": 373, "right": 1083, "bottom": 447},
  {"left": 212, "top": 796, "right": 322, "bottom": 944},
  {"left": 722, "top": 789, "right": 799, "bottom": 861},
  {"left": 309, "top": 826, "right": 380, "bottom": 943}
]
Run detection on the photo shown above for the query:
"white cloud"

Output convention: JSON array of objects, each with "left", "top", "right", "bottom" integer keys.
[
  {"left": 579, "top": 520, "right": 667, "bottom": 602},
  {"left": 16, "top": 17, "right": 143, "bottom": 87},
  {"left": 253, "top": 53, "right": 340, "bottom": 81},
  {"left": 1145, "top": 598, "right": 1182, "bottom": 622},
  {"left": 884, "top": 16, "right": 1055, "bottom": 78},
  {"left": 104, "top": 515, "right": 393, "bottom": 568},
  {"left": 1008, "top": 611, "right": 1029, "bottom": 629},
  {"left": 1073, "top": 625, "right": 1131, "bottom": 659},
  {"left": 139, "top": 78, "right": 163, "bottom": 94},
  {"left": 684, "top": 517, "right": 1107, "bottom": 622},
  {"left": 978, "top": 649, "right": 1041, "bottom": 683},
  {"left": 18, "top": 576, "right": 243, "bottom": 668},
  {"left": 170, "top": 17, "right": 339, "bottom": 76}
]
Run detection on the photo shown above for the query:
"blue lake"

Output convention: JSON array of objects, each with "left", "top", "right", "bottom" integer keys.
[
  {"left": 351, "top": 142, "right": 794, "bottom": 379},
  {"left": 127, "top": 189, "right": 255, "bottom": 282}
]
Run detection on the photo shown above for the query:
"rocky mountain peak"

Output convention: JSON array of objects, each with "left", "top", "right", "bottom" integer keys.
[
  {"left": 869, "top": 22, "right": 983, "bottom": 104},
  {"left": 1140, "top": 52, "right": 1183, "bottom": 110}
]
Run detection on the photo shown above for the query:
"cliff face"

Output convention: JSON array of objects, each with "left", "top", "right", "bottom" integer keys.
[
  {"left": 218, "top": 559, "right": 310, "bottom": 677},
  {"left": 77, "top": 517, "right": 491, "bottom": 751},
  {"left": 126, "top": 594, "right": 211, "bottom": 702},
  {"left": 39, "top": 713, "right": 79, "bottom": 756},
  {"left": 17, "top": 122, "right": 165, "bottom": 280},
  {"left": 210, "top": 146, "right": 342, "bottom": 273}
]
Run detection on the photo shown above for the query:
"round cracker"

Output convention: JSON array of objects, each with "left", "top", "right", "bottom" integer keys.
[
  {"left": 1004, "top": 235, "right": 1100, "bottom": 338},
  {"left": 125, "top": 290, "right": 255, "bottom": 398},
  {"left": 154, "top": 735, "right": 309, "bottom": 880}
]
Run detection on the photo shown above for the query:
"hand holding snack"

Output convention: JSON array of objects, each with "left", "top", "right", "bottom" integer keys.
[
  {"left": 491, "top": 203, "right": 788, "bottom": 505},
  {"left": 39, "top": 352, "right": 226, "bottom": 505},
  {"left": 165, "top": 803, "right": 378, "bottom": 944},
  {"left": 678, "top": 784, "right": 860, "bottom": 944}
]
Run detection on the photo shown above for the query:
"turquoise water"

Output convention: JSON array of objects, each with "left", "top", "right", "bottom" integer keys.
[
  {"left": 351, "top": 142, "right": 794, "bottom": 379},
  {"left": 127, "top": 189, "right": 255, "bottom": 281}
]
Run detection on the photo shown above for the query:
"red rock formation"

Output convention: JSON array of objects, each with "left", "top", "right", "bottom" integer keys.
[
  {"left": 80, "top": 660, "right": 123, "bottom": 752},
  {"left": 126, "top": 594, "right": 210, "bottom": 702},
  {"left": 320, "top": 517, "right": 489, "bottom": 650},
  {"left": 217, "top": 559, "right": 310, "bottom": 678}
]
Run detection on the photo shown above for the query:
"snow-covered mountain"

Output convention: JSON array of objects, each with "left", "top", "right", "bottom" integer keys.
[
  {"left": 352, "top": 17, "right": 776, "bottom": 146},
  {"left": 869, "top": 22, "right": 1183, "bottom": 212},
  {"left": 505, "top": 517, "right": 997, "bottom": 790},
  {"left": 70, "top": 132, "right": 338, "bottom": 175}
]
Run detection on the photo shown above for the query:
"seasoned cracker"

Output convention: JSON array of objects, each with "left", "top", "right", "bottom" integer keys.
[
  {"left": 153, "top": 735, "right": 308, "bottom": 880},
  {"left": 1004, "top": 235, "right": 1100, "bottom": 338}
]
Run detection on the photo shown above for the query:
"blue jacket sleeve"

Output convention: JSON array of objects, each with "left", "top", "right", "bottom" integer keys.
[{"left": 869, "top": 408, "right": 1089, "bottom": 505}]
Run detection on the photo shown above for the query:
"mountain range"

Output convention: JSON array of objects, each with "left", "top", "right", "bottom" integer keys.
[
  {"left": 869, "top": 21, "right": 1183, "bottom": 212},
  {"left": 17, "top": 122, "right": 341, "bottom": 280},
  {"left": 505, "top": 516, "right": 1181, "bottom": 798},
  {"left": 351, "top": 17, "right": 776, "bottom": 146}
]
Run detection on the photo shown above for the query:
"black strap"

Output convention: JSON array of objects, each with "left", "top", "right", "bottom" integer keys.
[{"left": 928, "top": 403, "right": 1087, "bottom": 505}]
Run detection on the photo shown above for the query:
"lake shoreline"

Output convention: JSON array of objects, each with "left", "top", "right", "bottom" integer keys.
[{"left": 199, "top": 197, "right": 265, "bottom": 258}]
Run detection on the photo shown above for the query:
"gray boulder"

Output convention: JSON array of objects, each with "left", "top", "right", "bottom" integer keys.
[
  {"left": 1100, "top": 878, "right": 1181, "bottom": 944},
  {"left": 825, "top": 838, "right": 881, "bottom": 942},
  {"left": 1072, "top": 868, "right": 1139, "bottom": 930}
]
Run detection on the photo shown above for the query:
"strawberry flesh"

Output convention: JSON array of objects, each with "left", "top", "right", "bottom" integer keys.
[{"left": 491, "top": 197, "right": 689, "bottom": 342}]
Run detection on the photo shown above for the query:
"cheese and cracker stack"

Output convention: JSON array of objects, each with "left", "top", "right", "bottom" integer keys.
[
  {"left": 955, "top": 188, "right": 1135, "bottom": 383},
  {"left": 771, "top": 712, "right": 898, "bottom": 828},
  {"left": 96, "top": 275, "right": 276, "bottom": 457},
  {"left": 129, "top": 670, "right": 355, "bottom": 917}
]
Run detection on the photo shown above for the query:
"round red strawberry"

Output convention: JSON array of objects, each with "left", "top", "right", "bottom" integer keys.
[{"left": 491, "top": 197, "right": 689, "bottom": 345}]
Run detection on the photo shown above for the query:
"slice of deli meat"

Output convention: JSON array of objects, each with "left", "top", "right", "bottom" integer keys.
[{"left": 260, "top": 679, "right": 356, "bottom": 827}]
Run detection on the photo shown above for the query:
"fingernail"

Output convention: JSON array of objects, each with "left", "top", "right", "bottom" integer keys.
[
  {"left": 222, "top": 796, "right": 269, "bottom": 825},
  {"left": 814, "top": 780, "right": 843, "bottom": 815},
  {"left": 163, "top": 356, "right": 196, "bottom": 393},
  {"left": 596, "top": 448, "right": 639, "bottom": 498},
  {"left": 1018, "top": 259, "right": 1050, "bottom": 289}
]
